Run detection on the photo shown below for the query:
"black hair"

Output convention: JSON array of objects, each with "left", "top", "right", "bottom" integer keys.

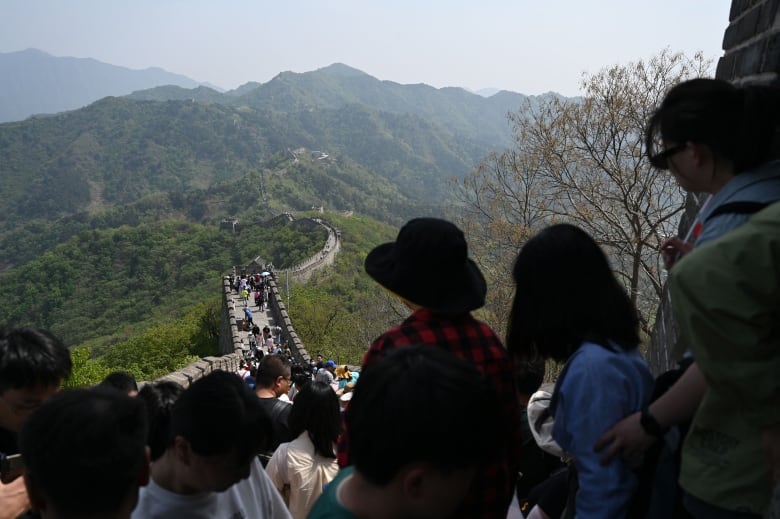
[
  {"left": 514, "top": 358, "right": 546, "bottom": 397},
  {"left": 255, "top": 354, "right": 291, "bottom": 388},
  {"left": 346, "top": 344, "right": 503, "bottom": 486},
  {"left": 506, "top": 224, "right": 639, "bottom": 363},
  {"left": 169, "top": 370, "right": 271, "bottom": 460},
  {"left": 137, "top": 380, "right": 184, "bottom": 461},
  {"left": 288, "top": 381, "right": 340, "bottom": 458},
  {"left": 291, "top": 363, "right": 312, "bottom": 393},
  {"left": 19, "top": 387, "right": 148, "bottom": 518},
  {"left": 99, "top": 371, "right": 138, "bottom": 394},
  {"left": 0, "top": 327, "right": 72, "bottom": 393},
  {"left": 645, "top": 78, "right": 780, "bottom": 172}
]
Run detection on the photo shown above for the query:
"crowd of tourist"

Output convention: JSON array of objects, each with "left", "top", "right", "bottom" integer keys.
[{"left": 0, "top": 77, "right": 778, "bottom": 519}]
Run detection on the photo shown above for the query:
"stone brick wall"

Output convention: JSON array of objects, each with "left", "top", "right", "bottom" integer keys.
[
  {"left": 718, "top": 0, "right": 780, "bottom": 85},
  {"left": 647, "top": 0, "right": 780, "bottom": 374}
]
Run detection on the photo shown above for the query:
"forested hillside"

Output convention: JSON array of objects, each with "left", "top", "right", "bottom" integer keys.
[
  {"left": 0, "top": 218, "right": 326, "bottom": 349},
  {"left": 0, "top": 60, "right": 556, "bottom": 375}
]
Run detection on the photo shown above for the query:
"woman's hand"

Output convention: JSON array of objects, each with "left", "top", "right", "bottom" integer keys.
[
  {"left": 0, "top": 476, "right": 30, "bottom": 519},
  {"left": 660, "top": 237, "right": 693, "bottom": 270},
  {"left": 593, "top": 411, "right": 657, "bottom": 466}
]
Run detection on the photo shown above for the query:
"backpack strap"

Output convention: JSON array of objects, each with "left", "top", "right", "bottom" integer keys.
[{"left": 704, "top": 201, "right": 771, "bottom": 223}]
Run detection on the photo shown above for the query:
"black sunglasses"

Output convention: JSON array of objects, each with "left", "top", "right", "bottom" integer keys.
[{"left": 648, "top": 143, "right": 686, "bottom": 170}]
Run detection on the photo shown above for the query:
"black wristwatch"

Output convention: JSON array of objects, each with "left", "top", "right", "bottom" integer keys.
[{"left": 640, "top": 405, "right": 666, "bottom": 439}]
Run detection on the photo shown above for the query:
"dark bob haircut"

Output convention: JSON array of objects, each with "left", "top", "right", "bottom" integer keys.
[
  {"left": 506, "top": 224, "right": 639, "bottom": 363},
  {"left": 288, "top": 381, "right": 340, "bottom": 458}
]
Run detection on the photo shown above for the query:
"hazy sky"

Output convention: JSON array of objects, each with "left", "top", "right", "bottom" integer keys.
[{"left": 1, "top": 0, "right": 731, "bottom": 96}]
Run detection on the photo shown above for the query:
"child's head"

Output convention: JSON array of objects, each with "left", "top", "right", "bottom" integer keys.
[
  {"left": 506, "top": 224, "right": 639, "bottom": 362},
  {"left": 346, "top": 344, "right": 503, "bottom": 517}
]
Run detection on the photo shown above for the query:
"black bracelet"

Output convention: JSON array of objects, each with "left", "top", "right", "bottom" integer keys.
[{"left": 640, "top": 405, "right": 666, "bottom": 439}]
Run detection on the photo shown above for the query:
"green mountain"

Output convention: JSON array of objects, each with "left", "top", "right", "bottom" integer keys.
[
  {"left": 0, "top": 217, "right": 326, "bottom": 349},
  {"left": 0, "top": 60, "right": 564, "bottom": 374},
  {"left": 0, "top": 93, "right": 479, "bottom": 237},
  {"left": 130, "top": 63, "right": 536, "bottom": 150}
]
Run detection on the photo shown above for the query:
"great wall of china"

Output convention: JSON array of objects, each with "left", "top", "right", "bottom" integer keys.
[
  {"left": 149, "top": 0, "right": 780, "bottom": 386},
  {"left": 152, "top": 216, "right": 340, "bottom": 388}
]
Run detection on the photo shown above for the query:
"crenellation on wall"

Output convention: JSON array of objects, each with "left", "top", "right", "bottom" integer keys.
[
  {"left": 718, "top": 0, "right": 780, "bottom": 86},
  {"left": 763, "top": 31, "right": 780, "bottom": 73},
  {"left": 730, "top": 0, "right": 761, "bottom": 21},
  {"left": 155, "top": 371, "right": 190, "bottom": 388}
]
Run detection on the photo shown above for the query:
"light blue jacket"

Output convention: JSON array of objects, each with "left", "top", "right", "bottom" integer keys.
[
  {"left": 697, "top": 160, "right": 780, "bottom": 246},
  {"left": 552, "top": 342, "right": 654, "bottom": 519}
]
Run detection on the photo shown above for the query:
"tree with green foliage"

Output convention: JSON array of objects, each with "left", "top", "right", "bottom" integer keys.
[{"left": 67, "top": 301, "right": 222, "bottom": 386}]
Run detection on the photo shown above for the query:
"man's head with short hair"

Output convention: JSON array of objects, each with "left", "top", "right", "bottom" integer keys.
[
  {"left": 255, "top": 354, "right": 292, "bottom": 396},
  {"left": 19, "top": 387, "right": 149, "bottom": 519},
  {"left": 345, "top": 344, "right": 503, "bottom": 517},
  {"left": 0, "top": 327, "right": 72, "bottom": 432},
  {"left": 99, "top": 371, "right": 139, "bottom": 397},
  {"left": 164, "top": 370, "right": 271, "bottom": 493}
]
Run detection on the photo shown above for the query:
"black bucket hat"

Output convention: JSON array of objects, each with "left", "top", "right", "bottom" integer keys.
[{"left": 364, "top": 218, "right": 487, "bottom": 313}]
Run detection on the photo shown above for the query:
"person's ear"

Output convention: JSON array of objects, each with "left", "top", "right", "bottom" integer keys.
[
  {"left": 689, "top": 141, "right": 711, "bottom": 168},
  {"left": 400, "top": 465, "right": 426, "bottom": 501},
  {"left": 174, "top": 436, "right": 192, "bottom": 466}
]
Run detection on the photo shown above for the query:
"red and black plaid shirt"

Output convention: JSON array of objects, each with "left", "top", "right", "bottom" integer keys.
[{"left": 339, "top": 308, "right": 523, "bottom": 519}]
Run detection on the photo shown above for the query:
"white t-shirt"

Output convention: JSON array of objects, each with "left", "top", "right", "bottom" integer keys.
[
  {"left": 131, "top": 458, "right": 292, "bottom": 519},
  {"left": 265, "top": 433, "right": 339, "bottom": 519}
]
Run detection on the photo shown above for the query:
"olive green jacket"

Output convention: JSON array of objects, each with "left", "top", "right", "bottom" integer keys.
[{"left": 670, "top": 201, "right": 780, "bottom": 515}]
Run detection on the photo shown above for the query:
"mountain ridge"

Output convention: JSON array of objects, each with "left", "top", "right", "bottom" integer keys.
[{"left": 0, "top": 48, "right": 214, "bottom": 122}]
